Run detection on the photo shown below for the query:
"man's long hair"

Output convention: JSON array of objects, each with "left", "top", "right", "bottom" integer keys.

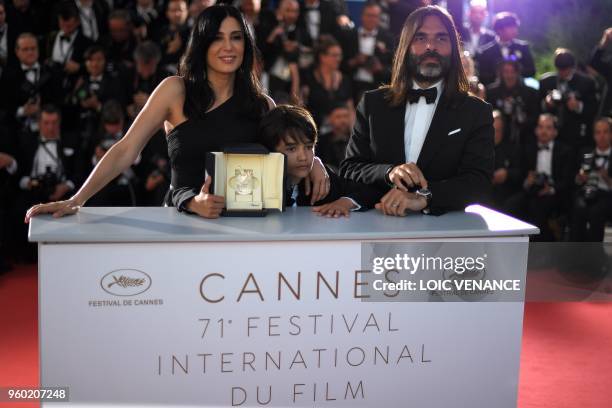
[{"left": 385, "top": 6, "right": 469, "bottom": 107}]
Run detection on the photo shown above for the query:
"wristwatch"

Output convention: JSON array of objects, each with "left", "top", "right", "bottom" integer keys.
[{"left": 415, "top": 188, "right": 432, "bottom": 214}]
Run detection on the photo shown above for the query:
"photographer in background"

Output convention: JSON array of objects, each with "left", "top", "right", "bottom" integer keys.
[
  {"left": 342, "top": 1, "right": 394, "bottom": 103},
  {"left": 512, "top": 114, "right": 573, "bottom": 241},
  {"left": 540, "top": 48, "right": 598, "bottom": 153},
  {"left": 1, "top": 33, "right": 61, "bottom": 133},
  {"left": 15, "top": 105, "right": 78, "bottom": 259},
  {"left": 590, "top": 27, "right": 612, "bottom": 117},
  {"left": 257, "top": 0, "right": 308, "bottom": 104},
  {"left": 486, "top": 58, "right": 540, "bottom": 145},
  {"left": 570, "top": 117, "right": 612, "bottom": 242}
]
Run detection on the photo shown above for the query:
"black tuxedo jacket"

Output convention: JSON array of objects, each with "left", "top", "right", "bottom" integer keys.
[
  {"left": 341, "top": 27, "right": 394, "bottom": 85},
  {"left": 539, "top": 71, "right": 598, "bottom": 146},
  {"left": 73, "top": 0, "right": 110, "bottom": 41},
  {"left": 458, "top": 25, "right": 495, "bottom": 53},
  {"left": 1, "top": 63, "right": 62, "bottom": 123},
  {"left": 43, "top": 29, "right": 93, "bottom": 68},
  {"left": 17, "top": 131, "right": 80, "bottom": 188},
  {"left": 486, "top": 81, "right": 540, "bottom": 144},
  {"left": 340, "top": 87, "right": 495, "bottom": 214},
  {"left": 590, "top": 46, "right": 612, "bottom": 116},
  {"left": 0, "top": 24, "right": 19, "bottom": 68},
  {"left": 289, "top": 166, "right": 381, "bottom": 210},
  {"left": 476, "top": 39, "right": 536, "bottom": 85},
  {"left": 521, "top": 140, "right": 574, "bottom": 202},
  {"left": 298, "top": 0, "right": 344, "bottom": 39}
]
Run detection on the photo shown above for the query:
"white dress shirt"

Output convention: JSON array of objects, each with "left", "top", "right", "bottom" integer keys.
[
  {"left": 404, "top": 80, "right": 443, "bottom": 163},
  {"left": 0, "top": 24, "right": 7, "bottom": 61},
  {"left": 595, "top": 147, "right": 611, "bottom": 191},
  {"left": 536, "top": 140, "right": 554, "bottom": 178},
  {"left": 304, "top": 1, "right": 321, "bottom": 40},
  {"left": 355, "top": 27, "right": 377, "bottom": 83},
  {"left": 76, "top": 1, "right": 99, "bottom": 41},
  {"left": 51, "top": 30, "right": 77, "bottom": 65}
]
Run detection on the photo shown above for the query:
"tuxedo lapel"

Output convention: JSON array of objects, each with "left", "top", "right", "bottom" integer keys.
[
  {"left": 384, "top": 101, "right": 407, "bottom": 163},
  {"left": 417, "top": 96, "right": 451, "bottom": 169}
]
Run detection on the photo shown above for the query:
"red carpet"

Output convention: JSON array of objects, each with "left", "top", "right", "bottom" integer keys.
[{"left": 1, "top": 265, "right": 611, "bottom": 407}]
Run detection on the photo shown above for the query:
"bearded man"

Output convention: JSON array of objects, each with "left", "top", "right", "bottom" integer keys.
[{"left": 339, "top": 5, "right": 494, "bottom": 216}]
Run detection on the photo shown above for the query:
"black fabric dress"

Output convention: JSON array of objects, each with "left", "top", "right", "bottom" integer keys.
[{"left": 164, "top": 95, "right": 260, "bottom": 211}]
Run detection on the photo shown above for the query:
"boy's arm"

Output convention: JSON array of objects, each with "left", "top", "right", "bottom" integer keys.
[{"left": 313, "top": 170, "right": 384, "bottom": 210}]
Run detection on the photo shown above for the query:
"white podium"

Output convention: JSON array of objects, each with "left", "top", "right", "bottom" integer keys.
[{"left": 30, "top": 206, "right": 538, "bottom": 407}]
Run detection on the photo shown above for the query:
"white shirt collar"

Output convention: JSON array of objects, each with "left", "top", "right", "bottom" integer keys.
[
  {"left": 596, "top": 147, "right": 611, "bottom": 156},
  {"left": 412, "top": 79, "right": 444, "bottom": 91},
  {"left": 21, "top": 62, "right": 40, "bottom": 71},
  {"left": 358, "top": 27, "right": 378, "bottom": 37}
]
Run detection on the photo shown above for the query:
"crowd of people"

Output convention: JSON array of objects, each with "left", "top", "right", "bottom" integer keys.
[{"left": 1, "top": 0, "right": 612, "bottom": 269}]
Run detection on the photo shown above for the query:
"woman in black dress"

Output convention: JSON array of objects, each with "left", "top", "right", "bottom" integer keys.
[{"left": 26, "top": 5, "right": 330, "bottom": 221}]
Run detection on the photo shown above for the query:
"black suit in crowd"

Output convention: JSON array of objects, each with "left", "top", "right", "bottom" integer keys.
[
  {"left": 315, "top": 131, "right": 348, "bottom": 173},
  {"left": 0, "top": 125, "right": 18, "bottom": 263},
  {"left": 570, "top": 147, "right": 612, "bottom": 242},
  {"left": 0, "top": 23, "right": 19, "bottom": 70},
  {"left": 43, "top": 29, "right": 94, "bottom": 96},
  {"left": 458, "top": 25, "right": 495, "bottom": 55},
  {"left": 0, "top": 63, "right": 62, "bottom": 129},
  {"left": 341, "top": 26, "right": 395, "bottom": 100},
  {"left": 539, "top": 71, "right": 598, "bottom": 150},
  {"left": 340, "top": 88, "right": 495, "bottom": 214},
  {"left": 73, "top": 0, "right": 111, "bottom": 42},
  {"left": 511, "top": 140, "right": 574, "bottom": 241},
  {"left": 476, "top": 39, "right": 536, "bottom": 85},
  {"left": 486, "top": 81, "right": 540, "bottom": 145},
  {"left": 298, "top": 0, "right": 345, "bottom": 40},
  {"left": 491, "top": 139, "right": 522, "bottom": 212},
  {"left": 589, "top": 45, "right": 612, "bottom": 117}
]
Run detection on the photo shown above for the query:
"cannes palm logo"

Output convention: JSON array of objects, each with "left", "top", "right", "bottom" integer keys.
[{"left": 100, "top": 269, "right": 152, "bottom": 296}]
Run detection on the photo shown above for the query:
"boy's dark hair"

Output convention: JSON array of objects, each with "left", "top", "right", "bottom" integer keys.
[
  {"left": 84, "top": 44, "right": 105, "bottom": 60},
  {"left": 258, "top": 105, "right": 318, "bottom": 151}
]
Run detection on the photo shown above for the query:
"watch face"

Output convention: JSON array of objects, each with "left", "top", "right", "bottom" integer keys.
[{"left": 416, "top": 188, "right": 431, "bottom": 197}]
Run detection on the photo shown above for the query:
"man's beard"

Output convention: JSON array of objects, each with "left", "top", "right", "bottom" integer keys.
[{"left": 407, "top": 50, "right": 451, "bottom": 83}]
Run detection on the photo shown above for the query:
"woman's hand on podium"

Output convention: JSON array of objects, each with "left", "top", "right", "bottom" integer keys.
[
  {"left": 25, "top": 198, "right": 82, "bottom": 223},
  {"left": 186, "top": 176, "right": 225, "bottom": 219}
]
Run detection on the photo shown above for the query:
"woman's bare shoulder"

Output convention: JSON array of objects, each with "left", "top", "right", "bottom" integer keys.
[{"left": 157, "top": 75, "right": 186, "bottom": 98}]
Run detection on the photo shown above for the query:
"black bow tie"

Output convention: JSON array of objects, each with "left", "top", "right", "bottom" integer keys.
[
  {"left": 60, "top": 34, "right": 71, "bottom": 42},
  {"left": 407, "top": 87, "right": 437, "bottom": 104},
  {"left": 595, "top": 153, "right": 609, "bottom": 160},
  {"left": 24, "top": 67, "right": 38, "bottom": 75},
  {"left": 360, "top": 31, "right": 375, "bottom": 38},
  {"left": 40, "top": 139, "right": 56, "bottom": 145},
  {"left": 538, "top": 144, "right": 551, "bottom": 151},
  {"left": 305, "top": 5, "right": 319, "bottom": 11}
]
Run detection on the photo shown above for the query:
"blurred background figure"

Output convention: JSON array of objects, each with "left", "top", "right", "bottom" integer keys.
[
  {"left": 570, "top": 116, "right": 612, "bottom": 242},
  {"left": 342, "top": 0, "right": 393, "bottom": 103},
  {"left": 540, "top": 48, "right": 597, "bottom": 153},
  {"left": 459, "top": 0, "right": 494, "bottom": 56},
  {"left": 302, "top": 34, "right": 353, "bottom": 131},
  {"left": 490, "top": 109, "right": 521, "bottom": 215},
  {"left": 315, "top": 102, "right": 353, "bottom": 172},
  {"left": 589, "top": 27, "right": 612, "bottom": 118},
  {"left": 476, "top": 11, "right": 535, "bottom": 86},
  {"left": 486, "top": 58, "right": 539, "bottom": 145}
]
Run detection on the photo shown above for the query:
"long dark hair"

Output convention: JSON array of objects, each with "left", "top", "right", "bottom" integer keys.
[
  {"left": 179, "top": 5, "right": 267, "bottom": 119},
  {"left": 385, "top": 6, "right": 468, "bottom": 107}
]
